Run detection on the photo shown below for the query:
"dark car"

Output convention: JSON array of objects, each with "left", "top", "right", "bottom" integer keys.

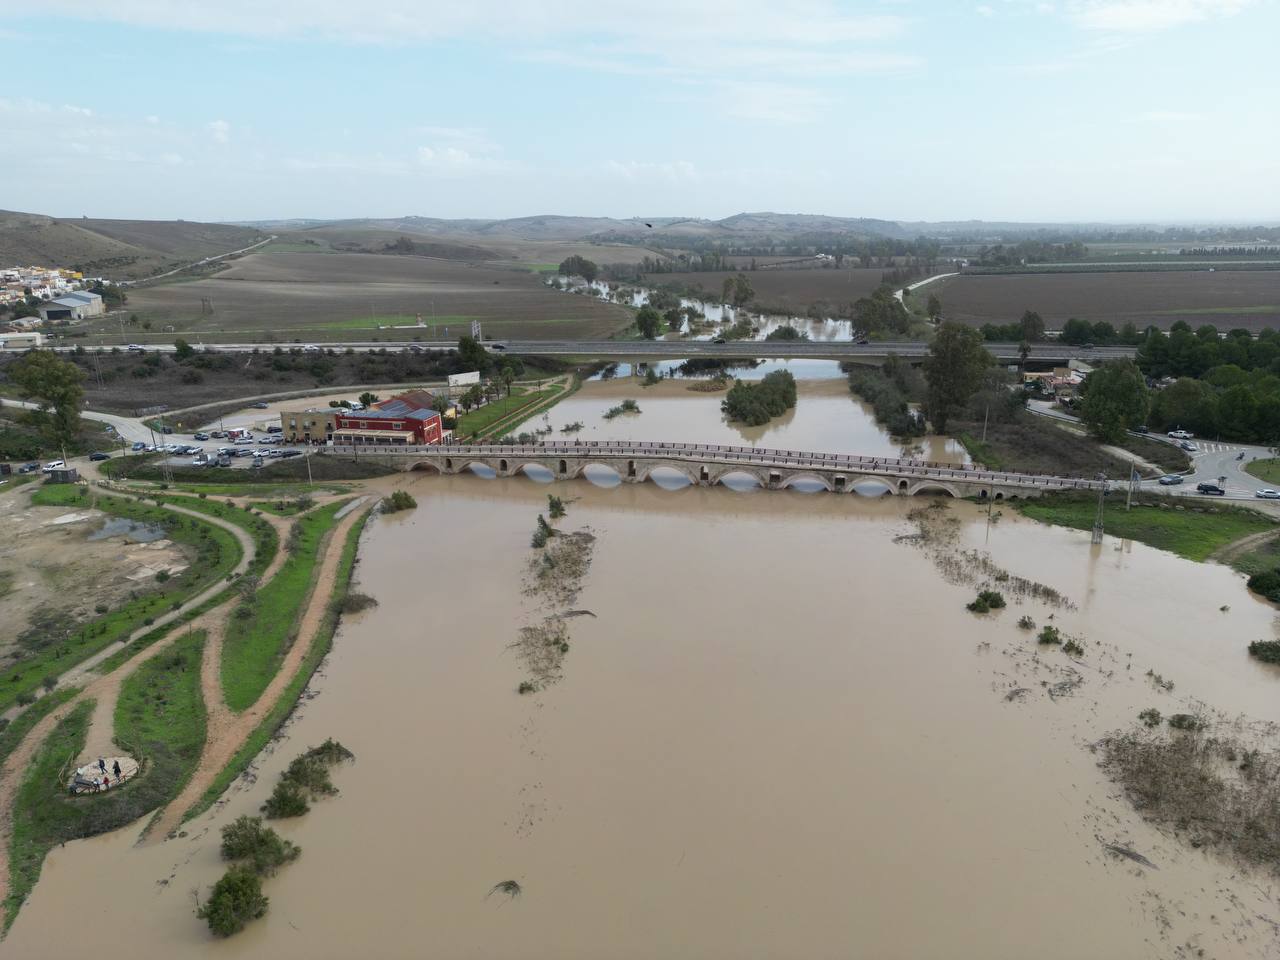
[
  {"left": 1196, "top": 482, "right": 1226, "bottom": 496},
  {"left": 160, "top": 425, "right": 174, "bottom": 434},
  {"left": 1134, "top": 425, "right": 1150, "bottom": 434},
  {"left": 408, "top": 343, "right": 423, "bottom": 353},
  {"left": 856, "top": 337, "right": 870, "bottom": 345},
  {"left": 209, "top": 430, "right": 226, "bottom": 439},
  {"left": 711, "top": 337, "right": 726, "bottom": 344},
  {"left": 89, "top": 452, "right": 111, "bottom": 461},
  {"left": 131, "top": 441, "right": 147, "bottom": 451},
  {"left": 193, "top": 432, "right": 210, "bottom": 441},
  {"left": 252, "top": 401, "right": 270, "bottom": 409},
  {"left": 18, "top": 462, "right": 40, "bottom": 474},
  {"left": 491, "top": 343, "right": 507, "bottom": 351},
  {"left": 279, "top": 449, "right": 302, "bottom": 458},
  {"left": 1158, "top": 474, "right": 1184, "bottom": 485},
  {"left": 267, "top": 425, "right": 283, "bottom": 434}
]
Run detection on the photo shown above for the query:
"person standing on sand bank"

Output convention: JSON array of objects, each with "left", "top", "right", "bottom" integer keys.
[
  {"left": 112, "top": 760, "right": 121, "bottom": 780},
  {"left": 98, "top": 758, "right": 106, "bottom": 775}
]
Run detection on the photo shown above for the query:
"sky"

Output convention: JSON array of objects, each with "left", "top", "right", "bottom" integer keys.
[{"left": 1, "top": 0, "right": 1277, "bottom": 224}]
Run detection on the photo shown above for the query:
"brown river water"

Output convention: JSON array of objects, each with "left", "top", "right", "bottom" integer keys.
[{"left": 8, "top": 468, "right": 1280, "bottom": 959}]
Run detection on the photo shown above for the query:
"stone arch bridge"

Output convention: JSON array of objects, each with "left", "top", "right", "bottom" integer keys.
[{"left": 332, "top": 440, "right": 1108, "bottom": 499}]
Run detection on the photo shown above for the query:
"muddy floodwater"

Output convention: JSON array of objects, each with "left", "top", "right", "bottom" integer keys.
[
  {"left": 537, "top": 377, "right": 968, "bottom": 466},
  {"left": 10, "top": 471, "right": 1280, "bottom": 959}
]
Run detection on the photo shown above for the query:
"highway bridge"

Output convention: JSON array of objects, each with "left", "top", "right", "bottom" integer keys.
[
  {"left": 47, "top": 339, "right": 1137, "bottom": 364},
  {"left": 334, "top": 440, "right": 1110, "bottom": 499}
]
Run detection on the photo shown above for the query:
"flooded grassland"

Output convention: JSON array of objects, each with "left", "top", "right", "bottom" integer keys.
[{"left": 7, "top": 471, "right": 1280, "bottom": 959}]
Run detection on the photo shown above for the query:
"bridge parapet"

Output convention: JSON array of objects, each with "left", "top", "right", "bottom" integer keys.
[{"left": 331, "top": 440, "right": 1108, "bottom": 498}]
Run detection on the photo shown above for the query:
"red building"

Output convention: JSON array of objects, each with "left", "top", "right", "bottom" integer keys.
[{"left": 332, "top": 392, "right": 444, "bottom": 445}]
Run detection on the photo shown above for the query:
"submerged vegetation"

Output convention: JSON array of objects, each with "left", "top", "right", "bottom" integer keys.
[
  {"left": 843, "top": 356, "right": 924, "bottom": 437},
  {"left": 262, "top": 739, "right": 356, "bottom": 819},
  {"left": 381, "top": 489, "right": 417, "bottom": 513},
  {"left": 602, "top": 398, "right": 641, "bottom": 419},
  {"left": 966, "top": 589, "right": 1006, "bottom": 613},
  {"left": 198, "top": 867, "right": 269, "bottom": 938},
  {"left": 720, "top": 370, "right": 797, "bottom": 426}
]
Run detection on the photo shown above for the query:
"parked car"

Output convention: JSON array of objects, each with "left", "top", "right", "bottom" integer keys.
[
  {"left": 215, "top": 455, "right": 233, "bottom": 467},
  {"left": 234, "top": 437, "right": 255, "bottom": 445},
  {"left": 1256, "top": 489, "right": 1280, "bottom": 499},
  {"left": 89, "top": 452, "right": 111, "bottom": 461},
  {"left": 252, "top": 401, "right": 270, "bottom": 409},
  {"left": 1196, "top": 482, "right": 1226, "bottom": 496},
  {"left": 131, "top": 441, "right": 147, "bottom": 451},
  {"left": 18, "top": 462, "right": 40, "bottom": 474},
  {"left": 251, "top": 456, "right": 265, "bottom": 468},
  {"left": 1180, "top": 441, "right": 1198, "bottom": 451},
  {"left": 193, "top": 432, "right": 210, "bottom": 441},
  {"left": 1158, "top": 474, "right": 1184, "bottom": 485},
  {"left": 41, "top": 460, "right": 65, "bottom": 473},
  {"left": 302, "top": 344, "right": 321, "bottom": 353},
  {"left": 1134, "top": 425, "right": 1150, "bottom": 434},
  {"left": 266, "top": 425, "right": 283, "bottom": 434},
  {"left": 711, "top": 337, "right": 726, "bottom": 344},
  {"left": 1168, "top": 429, "right": 1193, "bottom": 440},
  {"left": 160, "top": 425, "right": 174, "bottom": 434},
  {"left": 279, "top": 449, "right": 302, "bottom": 458}
]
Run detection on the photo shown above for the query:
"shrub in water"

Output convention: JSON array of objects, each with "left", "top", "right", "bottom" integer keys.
[
  {"left": 1168, "top": 713, "right": 1205, "bottom": 732},
  {"left": 382, "top": 489, "right": 417, "bottom": 513},
  {"left": 199, "top": 867, "right": 268, "bottom": 937},
  {"left": 1063, "top": 638, "right": 1084, "bottom": 657},
  {"left": 338, "top": 592, "right": 378, "bottom": 614},
  {"left": 219, "top": 815, "right": 300, "bottom": 876},
  {"left": 261, "top": 781, "right": 309, "bottom": 819},
  {"left": 966, "top": 590, "right": 1006, "bottom": 613},
  {"left": 1248, "top": 640, "right": 1280, "bottom": 664},
  {"left": 1017, "top": 615, "right": 1035, "bottom": 630},
  {"left": 1138, "top": 708, "right": 1162, "bottom": 727},
  {"left": 1037, "top": 625, "right": 1062, "bottom": 645}
]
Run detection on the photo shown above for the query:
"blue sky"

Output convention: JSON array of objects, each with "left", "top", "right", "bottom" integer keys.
[{"left": 1, "top": 0, "right": 1276, "bottom": 223}]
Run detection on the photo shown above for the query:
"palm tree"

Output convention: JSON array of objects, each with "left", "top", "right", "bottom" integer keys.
[
  {"left": 500, "top": 367, "right": 515, "bottom": 397},
  {"left": 1018, "top": 340, "right": 1031, "bottom": 370}
]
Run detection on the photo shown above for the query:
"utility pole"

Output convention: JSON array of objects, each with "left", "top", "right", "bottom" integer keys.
[
  {"left": 1092, "top": 473, "right": 1107, "bottom": 545},
  {"left": 1126, "top": 467, "right": 1139, "bottom": 511},
  {"left": 981, "top": 400, "right": 990, "bottom": 443}
]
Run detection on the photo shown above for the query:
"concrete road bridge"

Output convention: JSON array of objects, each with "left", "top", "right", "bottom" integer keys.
[{"left": 334, "top": 440, "right": 1109, "bottom": 499}]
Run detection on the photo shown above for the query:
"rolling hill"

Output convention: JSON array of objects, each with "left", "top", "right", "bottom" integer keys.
[{"left": 0, "top": 210, "right": 265, "bottom": 279}]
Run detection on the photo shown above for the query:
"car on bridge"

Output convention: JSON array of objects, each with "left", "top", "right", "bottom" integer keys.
[{"left": 1158, "top": 474, "right": 1184, "bottom": 485}]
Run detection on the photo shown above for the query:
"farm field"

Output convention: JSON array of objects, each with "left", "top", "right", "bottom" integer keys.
[
  {"left": 641, "top": 266, "right": 920, "bottom": 315},
  {"left": 112, "top": 252, "right": 634, "bottom": 341},
  {"left": 930, "top": 270, "right": 1280, "bottom": 331}
]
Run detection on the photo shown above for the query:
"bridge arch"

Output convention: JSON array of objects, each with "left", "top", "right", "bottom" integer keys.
[
  {"left": 779, "top": 472, "right": 834, "bottom": 493},
  {"left": 907, "top": 481, "right": 960, "bottom": 498},
  {"left": 407, "top": 460, "right": 444, "bottom": 475}
]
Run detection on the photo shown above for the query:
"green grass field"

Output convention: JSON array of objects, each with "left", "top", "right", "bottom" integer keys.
[
  {"left": 6, "top": 630, "right": 208, "bottom": 928},
  {"left": 220, "top": 501, "right": 345, "bottom": 712},
  {"left": 188, "top": 507, "right": 369, "bottom": 822},
  {"left": 0, "top": 687, "right": 80, "bottom": 770},
  {"left": 1246, "top": 458, "right": 1280, "bottom": 486},
  {"left": 1019, "top": 495, "right": 1276, "bottom": 562},
  {"left": 146, "top": 493, "right": 279, "bottom": 579},
  {"left": 1, "top": 487, "right": 241, "bottom": 714},
  {"left": 455, "top": 386, "right": 562, "bottom": 438}
]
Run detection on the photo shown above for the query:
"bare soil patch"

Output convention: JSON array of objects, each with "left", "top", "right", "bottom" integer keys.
[
  {"left": 118, "top": 252, "right": 632, "bottom": 340},
  {"left": 933, "top": 271, "right": 1280, "bottom": 331}
]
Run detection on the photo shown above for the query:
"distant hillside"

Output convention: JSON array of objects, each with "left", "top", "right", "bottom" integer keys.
[{"left": 0, "top": 210, "right": 265, "bottom": 279}]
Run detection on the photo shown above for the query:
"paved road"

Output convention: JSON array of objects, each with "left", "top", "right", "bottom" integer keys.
[
  {"left": 1026, "top": 399, "right": 1275, "bottom": 502},
  {"left": 46, "top": 339, "right": 1134, "bottom": 364},
  {"left": 894, "top": 272, "right": 958, "bottom": 305},
  {"left": 123, "top": 235, "right": 276, "bottom": 285}
]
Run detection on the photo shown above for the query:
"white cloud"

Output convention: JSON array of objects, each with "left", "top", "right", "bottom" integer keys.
[
  {"left": 715, "top": 80, "right": 835, "bottom": 124},
  {"left": 208, "top": 119, "right": 230, "bottom": 143},
  {"left": 146, "top": 114, "right": 160, "bottom": 124},
  {"left": 1068, "top": 0, "right": 1253, "bottom": 31},
  {"left": 62, "top": 104, "right": 93, "bottom": 116},
  {"left": 976, "top": 5, "right": 996, "bottom": 16},
  {"left": 605, "top": 160, "right": 698, "bottom": 184}
]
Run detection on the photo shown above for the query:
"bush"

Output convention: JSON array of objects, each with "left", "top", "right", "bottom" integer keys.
[
  {"left": 1016, "top": 615, "right": 1035, "bottom": 630},
  {"left": 261, "top": 780, "right": 309, "bottom": 819},
  {"left": 338, "top": 592, "right": 378, "bottom": 613},
  {"left": 1168, "top": 713, "right": 1205, "bottom": 731},
  {"left": 1138, "top": 708, "right": 1162, "bottom": 727},
  {"left": 721, "top": 370, "right": 797, "bottom": 426},
  {"left": 518, "top": 681, "right": 537, "bottom": 695},
  {"left": 219, "top": 816, "right": 300, "bottom": 876},
  {"left": 1063, "top": 638, "right": 1084, "bottom": 657},
  {"left": 381, "top": 490, "right": 417, "bottom": 514},
  {"left": 1037, "top": 625, "right": 1062, "bottom": 645},
  {"left": 1248, "top": 640, "right": 1280, "bottom": 664},
  {"left": 15, "top": 691, "right": 35, "bottom": 707},
  {"left": 602, "top": 398, "right": 640, "bottom": 420},
  {"left": 966, "top": 590, "right": 1006, "bottom": 613},
  {"left": 40, "top": 674, "right": 57, "bottom": 692},
  {"left": 547, "top": 495, "right": 566, "bottom": 520},
  {"left": 198, "top": 867, "right": 269, "bottom": 937},
  {"left": 1246, "top": 568, "right": 1280, "bottom": 603},
  {"left": 155, "top": 569, "right": 170, "bottom": 583}
]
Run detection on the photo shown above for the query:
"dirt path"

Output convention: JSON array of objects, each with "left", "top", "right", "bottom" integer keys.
[
  {"left": 0, "top": 494, "right": 258, "bottom": 726},
  {"left": 1207, "top": 526, "right": 1280, "bottom": 566},
  {"left": 0, "top": 493, "right": 287, "bottom": 928},
  {"left": 146, "top": 502, "right": 370, "bottom": 840}
]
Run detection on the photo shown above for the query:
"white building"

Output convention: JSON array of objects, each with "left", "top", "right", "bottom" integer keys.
[{"left": 37, "top": 290, "right": 104, "bottom": 322}]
